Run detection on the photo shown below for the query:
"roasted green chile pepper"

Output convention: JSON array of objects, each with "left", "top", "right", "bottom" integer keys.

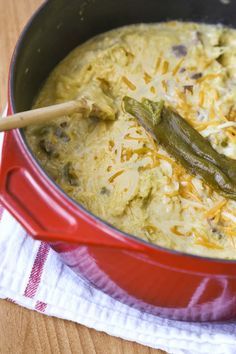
[{"left": 123, "top": 96, "right": 236, "bottom": 200}]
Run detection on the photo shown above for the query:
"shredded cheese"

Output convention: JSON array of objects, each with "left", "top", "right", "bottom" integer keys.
[
  {"left": 205, "top": 200, "right": 227, "bottom": 219},
  {"left": 108, "top": 170, "right": 124, "bottom": 183},
  {"left": 122, "top": 76, "right": 136, "bottom": 91},
  {"left": 162, "top": 60, "right": 169, "bottom": 75}
]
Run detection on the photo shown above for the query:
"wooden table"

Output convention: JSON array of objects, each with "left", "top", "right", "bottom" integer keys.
[{"left": 0, "top": 1, "right": 166, "bottom": 353}]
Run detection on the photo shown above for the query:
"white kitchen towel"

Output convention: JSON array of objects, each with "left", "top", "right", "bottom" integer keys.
[{"left": 1, "top": 109, "right": 236, "bottom": 354}]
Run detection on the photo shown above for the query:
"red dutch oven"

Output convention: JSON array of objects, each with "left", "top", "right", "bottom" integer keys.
[{"left": 1, "top": 0, "right": 236, "bottom": 322}]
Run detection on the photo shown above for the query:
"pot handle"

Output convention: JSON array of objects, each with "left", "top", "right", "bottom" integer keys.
[{"left": 0, "top": 133, "right": 148, "bottom": 252}]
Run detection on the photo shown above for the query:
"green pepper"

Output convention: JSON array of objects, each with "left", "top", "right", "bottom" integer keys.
[
  {"left": 123, "top": 96, "right": 236, "bottom": 200},
  {"left": 63, "top": 162, "right": 79, "bottom": 186}
]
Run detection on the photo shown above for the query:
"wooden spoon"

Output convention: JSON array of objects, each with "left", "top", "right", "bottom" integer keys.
[{"left": 0, "top": 83, "right": 116, "bottom": 132}]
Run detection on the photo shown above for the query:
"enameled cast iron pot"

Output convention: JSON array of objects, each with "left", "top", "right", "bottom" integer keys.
[{"left": 1, "top": 0, "right": 236, "bottom": 322}]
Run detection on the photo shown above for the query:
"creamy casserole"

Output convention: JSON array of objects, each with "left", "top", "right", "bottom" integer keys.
[{"left": 25, "top": 22, "right": 236, "bottom": 258}]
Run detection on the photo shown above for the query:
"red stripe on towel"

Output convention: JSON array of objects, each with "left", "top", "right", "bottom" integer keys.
[
  {"left": 0, "top": 205, "right": 4, "bottom": 221},
  {"left": 24, "top": 242, "right": 50, "bottom": 298},
  {"left": 35, "top": 301, "right": 47, "bottom": 312}
]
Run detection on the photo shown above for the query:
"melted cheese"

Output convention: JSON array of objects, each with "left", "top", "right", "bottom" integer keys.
[{"left": 25, "top": 22, "right": 236, "bottom": 259}]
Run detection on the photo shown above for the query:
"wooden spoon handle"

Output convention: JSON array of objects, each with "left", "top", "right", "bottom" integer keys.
[{"left": 0, "top": 100, "right": 85, "bottom": 132}]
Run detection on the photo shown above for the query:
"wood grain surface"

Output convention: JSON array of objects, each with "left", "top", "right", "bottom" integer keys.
[{"left": 0, "top": 1, "right": 167, "bottom": 353}]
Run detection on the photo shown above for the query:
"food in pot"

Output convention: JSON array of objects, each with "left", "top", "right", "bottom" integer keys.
[
  {"left": 124, "top": 96, "right": 236, "bottom": 200},
  {"left": 25, "top": 22, "right": 236, "bottom": 259}
]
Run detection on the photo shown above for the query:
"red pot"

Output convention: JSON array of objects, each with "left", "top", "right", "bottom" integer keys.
[{"left": 1, "top": 0, "right": 236, "bottom": 322}]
